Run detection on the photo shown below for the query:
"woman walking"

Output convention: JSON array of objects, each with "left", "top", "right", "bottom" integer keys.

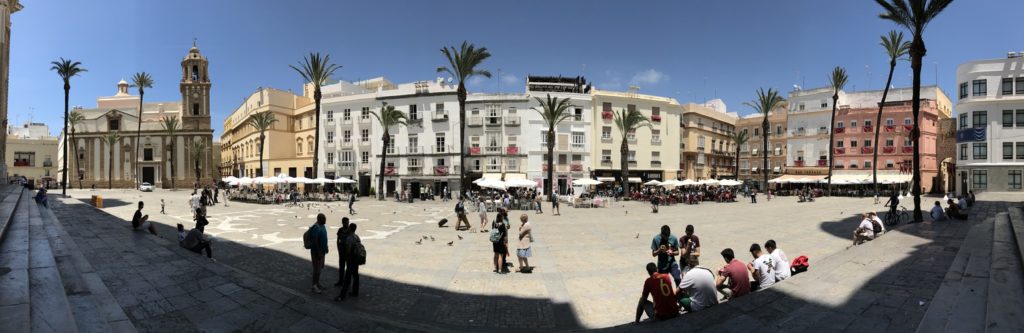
[
  {"left": 478, "top": 199, "right": 489, "bottom": 233},
  {"left": 516, "top": 214, "right": 533, "bottom": 273},
  {"left": 492, "top": 208, "right": 510, "bottom": 273}
]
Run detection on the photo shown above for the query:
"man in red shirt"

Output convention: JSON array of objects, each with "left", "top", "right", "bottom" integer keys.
[
  {"left": 635, "top": 262, "right": 680, "bottom": 323},
  {"left": 716, "top": 248, "right": 751, "bottom": 300}
]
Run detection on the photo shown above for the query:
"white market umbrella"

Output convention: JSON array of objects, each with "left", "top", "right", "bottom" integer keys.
[
  {"left": 643, "top": 180, "right": 662, "bottom": 186},
  {"left": 476, "top": 179, "right": 506, "bottom": 190},
  {"left": 572, "top": 178, "right": 602, "bottom": 186},
  {"left": 255, "top": 177, "right": 282, "bottom": 184},
  {"left": 333, "top": 177, "right": 357, "bottom": 184},
  {"left": 719, "top": 179, "right": 743, "bottom": 186},
  {"left": 700, "top": 179, "right": 720, "bottom": 186},
  {"left": 236, "top": 177, "right": 254, "bottom": 185},
  {"left": 680, "top": 179, "right": 698, "bottom": 186},
  {"left": 505, "top": 178, "right": 538, "bottom": 188},
  {"left": 222, "top": 176, "right": 238, "bottom": 182},
  {"left": 312, "top": 177, "right": 333, "bottom": 184},
  {"left": 292, "top": 177, "right": 313, "bottom": 184}
]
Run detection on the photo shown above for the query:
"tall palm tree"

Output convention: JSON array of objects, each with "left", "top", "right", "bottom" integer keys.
[
  {"left": 68, "top": 111, "right": 85, "bottom": 189},
  {"left": 872, "top": 30, "right": 911, "bottom": 194},
  {"left": 290, "top": 53, "right": 341, "bottom": 182},
  {"left": 246, "top": 111, "right": 278, "bottom": 178},
  {"left": 50, "top": 57, "right": 86, "bottom": 196},
  {"left": 876, "top": 0, "right": 953, "bottom": 222},
  {"left": 732, "top": 131, "right": 749, "bottom": 182},
  {"left": 130, "top": 72, "right": 154, "bottom": 188},
  {"left": 437, "top": 41, "right": 491, "bottom": 197},
  {"left": 825, "top": 67, "right": 848, "bottom": 196},
  {"left": 531, "top": 94, "right": 575, "bottom": 197},
  {"left": 743, "top": 88, "right": 787, "bottom": 190},
  {"left": 102, "top": 131, "right": 120, "bottom": 189},
  {"left": 160, "top": 116, "right": 180, "bottom": 189},
  {"left": 188, "top": 139, "right": 208, "bottom": 184},
  {"left": 612, "top": 107, "right": 651, "bottom": 196},
  {"left": 370, "top": 102, "right": 408, "bottom": 200}
]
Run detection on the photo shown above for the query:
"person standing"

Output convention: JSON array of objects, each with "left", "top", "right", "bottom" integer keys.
[
  {"left": 750, "top": 189, "right": 757, "bottom": 204},
  {"left": 333, "top": 217, "right": 351, "bottom": 287},
  {"left": 336, "top": 223, "right": 362, "bottom": 300},
  {"left": 679, "top": 225, "right": 701, "bottom": 275},
  {"left": 551, "top": 194, "right": 561, "bottom": 216},
  {"left": 454, "top": 198, "right": 471, "bottom": 231},
  {"left": 650, "top": 225, "right": 681, "bottom": 286},
  {"left": 194, "top": 208, "right": 210, "bottom": 233},
  {"left": 348, "top": 190, "right": 357, "bottom": 215},
  {"left": 516, "top": 214, "right": 533, "bottom": 272},
  {"left": 492, "top": 209, "right": 509, "bottom": 273},
  {"left": 160, "top": 199, "right": 166, "bottom": 214},
  {"left": 308, "top": 214, "right": 329, "bottom": 294},
  {"left": 478, "top": 199, "right": 489, "bottom": 233},
  {"left": 534, "top": 192, "right": 543, "bottom": 214},
  {"left": 213, "top": 186, "right": 220, "bottom": 204}
]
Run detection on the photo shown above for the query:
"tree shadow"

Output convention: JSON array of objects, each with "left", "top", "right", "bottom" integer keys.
[{"left": 77, "top": 197, "right": 134, "bottom": 209}]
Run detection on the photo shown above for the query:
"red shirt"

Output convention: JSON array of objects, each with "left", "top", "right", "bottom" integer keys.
[
  {"left": 642, "top": 273, "right": 680, "bottom": 318},
  {"left": 719, "top": 259, "right": 751, "bottom": 298}
]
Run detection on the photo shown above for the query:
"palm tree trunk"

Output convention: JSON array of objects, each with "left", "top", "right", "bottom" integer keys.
[
  {"left": 735, "top": 147, "right": 741, "bottom": 183},
  {"left": 61, "top": 84, "right": 69, "bottom": 195},
  {"left": 873, "top": 61, "right": 897, "bottom": 195},
  {"left": 620, "top": 140, "right": 629, "bottom": 197},
  {"left": 762, "top": 120, "right": 769, "bottom": 190},
  {"left": 72, "top": 129, "right": 81, "bottom": 189},
  {"left": 457, "top": 84, "right": 467, "bottom": 197},
  {"left": 258, "top": 133, "right": 265, "bottom": 177},
  {"left": 378, "top": 131, "right": 389, "bottom": 200},
  {"left": 827, "top": 95, "right": 839, "bottom": 196},
  {"left": 546, "top": 129, "right": 554, "bottom": 197},
  {"left": 312, "top": 89, "right": 321, "bottom": 182},
  {"left": 108, "top": 145, "right": 113, "bottom": 189},
  {"left": 169, "top": 142, "right": 175, "bottom": 189},
  {"left": 910, "top": 38, "right": 925, "bottom": 222},
  {"left": 135, "top": 91, "right": 144, "bottom": 188}
]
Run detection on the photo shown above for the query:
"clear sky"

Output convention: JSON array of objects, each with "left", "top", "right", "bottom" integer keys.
[{"left": 9, "top": 0, "right": 1023, "bottom": 138}]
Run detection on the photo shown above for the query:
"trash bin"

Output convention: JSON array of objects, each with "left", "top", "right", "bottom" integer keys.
[{"left": 91, "top": 195, "right": 103, "bottom": 208}]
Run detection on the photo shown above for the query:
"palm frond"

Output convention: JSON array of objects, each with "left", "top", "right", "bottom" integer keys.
[
  {"left": 437, "top": 41, "right": 491, "bottom": 84},
  {"left": 50, "top": 58, "right": 87, "bottom": 81},
  {"left": 130, "top": 72, "right": 154, "bottom": 89},
  {"left": 290, "top": 52, "right": 341, "bottom": 87},
  {"left": 828, "top": 67, "right": 849, "bottom": 94}
]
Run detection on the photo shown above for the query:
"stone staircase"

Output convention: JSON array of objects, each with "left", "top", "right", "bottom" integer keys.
[
  {"left": 0, "top": 186, "right": 135, "bottom": 333},
  {"left": 917, "top": 202, "right": 1024, "bottom": 333}
]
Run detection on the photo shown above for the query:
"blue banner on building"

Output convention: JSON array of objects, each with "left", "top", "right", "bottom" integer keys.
[{"left": 956, "top": 127, "right": 986, "bottom": 143}]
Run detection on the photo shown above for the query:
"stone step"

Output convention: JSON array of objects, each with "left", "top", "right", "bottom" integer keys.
[
  {"left": 39, "top": 202, "right": 135, "bottom": 333},
  {"left": 916, "top": 221, "right": 984, "bottom": 333},
  {"left": 1009, "top": 206, "right": 1024, "bottom": 276},
  {"left": 27, "top": 196, "right": 79, "bottom": 333},
  {"left": 0, "top": 188, "right": 30, "bottom": 333},
  {"left": 986, "top": 212, "right": 1024, "bottom": 332},
  {"left": 944, "top": 217, "right": 994, "bottom": 333},
  {"left": 0, "top": 185, "right": 23, "bottom": 243}
]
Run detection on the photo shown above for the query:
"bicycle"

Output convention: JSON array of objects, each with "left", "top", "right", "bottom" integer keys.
[{"left": 883, "top": 205, "right": 910, "bottom": 227}]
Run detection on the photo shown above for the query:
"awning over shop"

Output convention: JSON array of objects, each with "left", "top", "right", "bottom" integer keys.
[
  {"left": 481, "top": 173, "right": 502, "bottom": 181},
  {"left": 596, "top": 177, "right": 615, "bottom": 182},
  {"left": 769, "top": 175, "right": 826, "bottom": 184},
  {"left": 628, "top": 177, "right": 642, "bottom": 183},
  {"left": 503, "top": 173, "right": 527, "bottom": 181}
]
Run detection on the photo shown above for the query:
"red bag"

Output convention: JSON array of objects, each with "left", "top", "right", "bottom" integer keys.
[{"left": 791, "top": 255, "right": 809, "bottom": 275}]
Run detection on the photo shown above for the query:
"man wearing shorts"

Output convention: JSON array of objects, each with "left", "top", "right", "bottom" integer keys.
[{"left": 132, "top": 201, "right": 157, "bottom": 235}]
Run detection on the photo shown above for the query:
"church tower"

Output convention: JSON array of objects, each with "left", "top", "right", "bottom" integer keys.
[{"left": 180, "top": 41, "right": 211, "bottom": 130}]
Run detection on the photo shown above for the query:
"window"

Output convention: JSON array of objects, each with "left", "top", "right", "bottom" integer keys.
[
  {"left": 1018, "top": 78, "right": 1024, "bottom": 95},
  {"left": 409, "top": 158, "right": 420, "bottom": 167},
  {"left": 959, "top": 113, "right": 968, "bottom": 129},
  {"left": 836, "top": 140, "right": 844, "bottom": 148},
  {"left": 864, "top": 120, "right": 872, "bottom": 127},
  {"left": 296, "top": 141, "right": 302, "bottom": 154},
  {"left": 652, "top": 151, "right": 660, "bottom": 161},
  {"left": 408, "top": 135, "right": 418, "bottom": 152},
  {"left": 1004, "top": 78, "right": 1014, "bottom": 95},
  {"left": 850, "top": 140, "right": 858, "bottom": 148},
  {"left": 602, "top": 102, "right": 612, "bottom": 112},
  {"left": 626, "top": 130, "right": 636, "bottom": 141},
  {"left": 776, "top": 125, "right": 782, "bottom": 136},
  {"left": 436, "top": 158, "right": 446, "bottom": 166},
  {"left": 327, "top": 110, "right": 334, "bottom": 121},
  {"left": 574, "top": 108, "right": 584, "bottom": 121},
  {"left": 601, "top": 126, "right": 612, "bottom": 139},
  {"left": 361, "top": 129, "right": 370, "bottom": 142},
  {"left": 973, "top": 143, "right": 987, "bottom": 160},
  {"left": 651, "top": 129, "right": 661, "bottom": 142},
  {"left": 326, "top": 152, "right": 334, "bottom": 165},
  {"left": 798, "top": 103, "right": 805, "bottom": 111},
  {"left": 627, "top": 150, "right": 636, "bottom": 162},
  {"left": 697, "top": 136, "right": 705, "bottom": 150},
  {"left": 386, "top": 134, "right": 396, "bottom": 154},
  {"left": 886, "top": 138, "right": 894, "bottom": 147},
  {"left": 108, "top": 119, "right": 120, "bottom": 131},
  {"left": 341, "top": 151, "right": 352, "bottom": 165},
  {"left": 973, "top": 79, "right": 987, "bottom": 96},
  {"left": 1004, "top": 110, "right": 1014, "bottom": 128},
  {"left": 820, "top": 100, "right": 828, "bottom": 108},
  {"left": 904, "top": 138, "right": 913, "bottom": 147},
  {"left": 864, "top": 160, "right": 872, "bottom": 168},
  {"left": 326, "top": 131, "right": 334, "bottom": 143},
  {"left": 904, "top": 118, "right": 912, "bottom": 125},
  {"left": 886, "top": 160, "right": 894, "bottom": 168},
  {"left": 361, "top": 107, "right": 370, "bottom": 119},
  {"left": 297, "top": 118, "right": 303, "bottom": 129},
  {"left": 886, "top": 118, "right": 894, "bottom": 126},
  {"left": 1005, "top": 142, "right": 1014, "bottom": 160},
  {"left": 973, "top": 111, "right": 988, "bottom": 128},
  {"left": 1018, "top": 142, "right": 1024, "bottom": 159},
  {"left": 601, "top": 149, "right": 612, "bottom": 162},
  {"left": 13, "top": 152, "right": 34, "bottom": 167},
  {"left": 1010, "top": 170, "right": 1023, "bottom": 190},
  {"left": 959, "top": 82, "right": 968, "bottom": 99},
  {"left": 409, "top": 104, "right": 418, "bottom": 120},
  {"left": 864, "top": 140, "right": 872, "bottom": 147},
  {"left": 192, "top": 103, "right": 200, "bottom": 116},
  {"left": 435, "top": 134, "right": 446, "bottom": 153},
  {"left": 342, "top": 109, "right": 351, "bottom": 121},
  {"left": 836, "top": 121, "right": 844, "bottom": 129},
  {"left": 571, "top": 131, "right": 585, "bottom": 149},
  {"left": 627, "top": 104, "right": 636, "bottom": 112},
  {"left": 850, "top": 120, "right": 857, "bottom": 128},
  {"left": 960, "top": 144, "right": 968, "bottom": 160},
  {"left": 1018, "top": 110, "right": 1024, "bottom": 127},
  {"left": 971, "top": 170, "right": 987, "bottom": 189},
  {"left": 436, "top": 103, "right": 445, "bottom": 113},
  {"left": 361, "top": 151, "right": 369, "bottom": 164},
  {"left": 343, "top": 130, "right": 351, "bottom": 143}
]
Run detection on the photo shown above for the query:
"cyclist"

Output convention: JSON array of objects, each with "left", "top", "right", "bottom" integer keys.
[{"left": 883, "top": 192, "right": 899, "bottom": 220}]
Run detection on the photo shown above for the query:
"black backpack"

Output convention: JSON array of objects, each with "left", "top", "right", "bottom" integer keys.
[{"left": 871, "top": 219, "right": 883, "bottom": 235}]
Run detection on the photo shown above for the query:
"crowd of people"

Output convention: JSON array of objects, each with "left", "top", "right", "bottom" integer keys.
[{"left": 636, "top": 224, "right": 803, "bottom": 323}]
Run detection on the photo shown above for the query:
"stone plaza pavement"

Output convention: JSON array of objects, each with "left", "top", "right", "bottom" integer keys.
[{"left": 49, "top": 189, "right": 1010, "bottom": 331}]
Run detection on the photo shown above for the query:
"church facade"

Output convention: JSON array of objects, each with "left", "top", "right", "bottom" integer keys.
[{"left": 56, "top": 43, "right": 216, "bottom": 189}]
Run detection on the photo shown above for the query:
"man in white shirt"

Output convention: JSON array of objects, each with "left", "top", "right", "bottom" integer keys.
[
  {"left": 851, "top": 213, "right": 876, "bottom": 246},
  {"left": 868, "top": 212, "right": 885, "bottom": 234},
  {"left": 747, "top": 243, "right": 775, "bottom": 291},
  {"left": 677, "top": 257, "right": 718, "bottom": 312},
  {"left": 764, "top": 240, "right": 791, "bottom": 282},
  {"left": 929, "top": 200, "right": 946, "bottom": 222}
]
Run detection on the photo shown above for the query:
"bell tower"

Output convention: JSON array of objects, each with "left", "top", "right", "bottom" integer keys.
[{"left": 180, "top": 40, "right": 211, "bottom": 130}]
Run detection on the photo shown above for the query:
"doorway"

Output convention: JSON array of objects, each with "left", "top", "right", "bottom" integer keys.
[{"left": 142, "top": 167, "right": 155, "bottom": 185}]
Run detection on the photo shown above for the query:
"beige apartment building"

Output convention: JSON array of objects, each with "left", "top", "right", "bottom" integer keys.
[
  {"left": 591, "top": 89, "right": 682, "bottom": 184},
  {"left": 0, "top": 0, "right": 22, "bottom": 182},
  {"left": 220, "top": 87, "right": 314, "bottom": 178},
  {"left": 6, "top": 122, "right": 57, "bottom": 187},
  {"left": 679, "top": 100, "right": 739, "bottom": 180},
  {"left": 736, "top": 109, "right": 788, "bottom": 183}
]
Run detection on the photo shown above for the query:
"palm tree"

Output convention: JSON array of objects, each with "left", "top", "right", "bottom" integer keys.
[
  {"left": 246, "top": 111, "right": 278, "bottom": 178},
  {"left": 531, "top": 94, "right": 575, "bottom": 197},
  {"left": 876, "top": 0, "right": 953, "bottom": 222},
  {"left": 744, "top": 88, "right": 787, "bottom": 190},
  {"left": 612, "top": 107, "right": 651, "bottom": 196},
  {"left": 437, "top": 41, "right": 491, "bottom": 197},
  {"left": 732, "top": 131, "right": 749, "bottom": 183},
  {"left": 188, "top": 139, "right": 208, "bottom": 184},
  {"left": 160, "top": 116, "right": 180, "bottom": 189},
  {"left": 50, "top": 57, "right": 86, "bottom": 195},
  {"left": 872, "top": 30, "right": 911, "bottom": 194},
  {"left": 130, "top": 72, "right": 154, "bottom": 188},
  {"left": 102, "top": 131, "right": 120, "bottom": 189},
  {"left": 825, "top": 67, "right": 848, "bottom": 196},
  {"left": 68, "top": 111, "right": 85, "bottom": 189},
  {"left": 369, "top": 102, "right": 409, "bottom": 200},
  {"left": 290, "top": 53, "right": 341, "bottom": 181}
]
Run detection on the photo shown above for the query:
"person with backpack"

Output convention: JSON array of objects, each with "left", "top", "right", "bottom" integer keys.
[
  {"left": 333, "top": 217, "right": 351, "bottom": 287},
  {"left": 335, "top": 223, "right": 363, "bottom": 301},
  {"left": 867, "top": 212, "right": 885, "bottom": 235},
  {"left": 491, "top": 208, "right": 510, "bottom": 274},
  {"left": 454, "top": 198, "right": 471, "bottom": 231},
  {"left": 305, "top": 214, "right": 329, "bottom": 294},
  {"left": 851, "top": 212, "right": 879, "bottom": 247}
]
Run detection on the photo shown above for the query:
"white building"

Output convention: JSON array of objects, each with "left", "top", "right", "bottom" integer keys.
[
  {"left": 786, "top": 87, "right": 841, "bottom": 169},
  {"left": 955, "top": 52, "right": 1024, "bottom": 192},
  {"left": 8, "top": 122, "right": 52, "bottom": 139}
]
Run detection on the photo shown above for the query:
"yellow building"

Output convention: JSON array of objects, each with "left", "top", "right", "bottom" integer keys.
[
  {"left": 220, "top": 87, "right": 315, "bottom": 178},
  {"left": 6, "top": 137, "right": 57, "bottom": 187},
  {"left": 679, "top": 100, "right": 739, "bottom": 180},
  {"left": 736, "top": 109, "right": 788, "bottom": 182},
  {"left": 590, "top": 89, "right": 682, "bottom": 184}
]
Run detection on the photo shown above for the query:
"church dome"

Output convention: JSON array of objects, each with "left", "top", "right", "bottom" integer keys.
[{"left": 118, "top": 79, "right": 128, "bottom": 86}]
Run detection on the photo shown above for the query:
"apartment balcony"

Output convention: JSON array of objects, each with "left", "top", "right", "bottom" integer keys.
[
  {"left": 468, "top": 147, "right": 481, "bottom": 155},
  {"left": 359, "top": 117, "right": 371, "bottom": 124},
  {"left": 407, "top": 166, "right": 423, "bottom": 176},
  {"left": 339, "top": 141, "right": 352, "bottom": 148},
  {"left": 601, "top": 136, "right": 613, "bottom": 143},
  {"left": 627, "top": 136, "right": 637, "bottom": 143},
  {"left": 627, "top": 160, "right": 637, "bottom": 167},
  {"left": 486, "top": 164, "right": 502, "bottom": 172},
  {"left": 338, "top": 162, "right": 355, "bottom": 170},
  {"left": 651, "top": 137, "right": 662, "bottom": 145},
  {"left": 570, "top": 144, "right": 586, "bottom": 152},
  {"left": 432, "top": 111, "right": 449, "bottom": 122},
  {"left": 882, "top": 146, "right": 895, "bottom": 154},
  {"left": 485, "top": 116, "right": 503, "bottom": 127},
  {"left": 406, "top": 146, "right": 423, "bottom": 154},
  {"left": 467, "top": 117, "right": 483, "bottom": 127},
  {"left": 358, "top": 163, "right": 372, "bottom": 172},
  {"left": 651, "top": 160, "right": 662, "bottom": 167},
  {"left": 600, "top": 160, "right": 612, "bottom": 166},
  {"left": 570, "top": 163, "right": 584, "bottom": 172},
  {"left": 505, "top": 164, "right": 520, "bottom": 172},
  {"left": 385, "top": 147, "right": 396, "bottom": 155},
  {"left": 433, "top": 165, "right": 450, "bottom": 176},
  {"left": 408, "top": 117, "right": 424, "bottom": 127},
  {"left": 601, "top": 111, "right": 613, "bottom": 120},
  {"left": 794, "top": 160, "right": 805, "bottom": 167},
  {"left": 542, "top": 164, "right": 572, "bottom": 172},
  {"left": 506, "top": 146, "right": 520, "bottom": 155},
  {"left": 861, "top": 147, "right": 874, "bottom": 154},
  {"left": 485, "top": 146, "right": 502, "bottom": 154},
  {"left": 505, "top": 116, "right": 521, "bottom": 126},
  {"left": 818, "top": 128, "right": 830, "bottom": 135},
  {"left": 432, "top": 145, "right": 453, "bottom": 154},
  {"left": 341, "top": 118, "right": 353, "bottom": 124}
]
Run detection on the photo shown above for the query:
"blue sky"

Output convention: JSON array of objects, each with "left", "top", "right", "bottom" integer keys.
[{"left": 10, "top": 0, "right": 1023, "bottom": 138}]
